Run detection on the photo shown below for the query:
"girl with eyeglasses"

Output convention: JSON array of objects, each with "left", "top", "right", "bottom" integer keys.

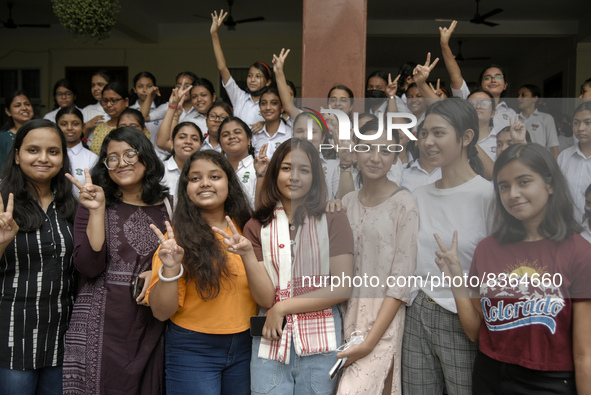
[
  {"left": 62, "top": 127, "right": 171, "bottom": 394},
  {"left": 89, "top": 81, "right": 130, "bottom": 154},
  {"left": 43, "top": 79, "right": 80, "bottom": 123},
  {"left": 202, "top": 103, "right": 234, "bottom": 153},
  {"left": 439, "top": 21, "right": 516, "bottom": 134}
]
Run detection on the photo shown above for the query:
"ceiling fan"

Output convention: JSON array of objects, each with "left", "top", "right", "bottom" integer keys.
[
  {"left": 436, "top": 0, "right": 503, "bottom": 28},
  {"left": 454, "top": 40, "right": 491, "bottom": 62},
  {"left": 1, "top": 2, "right": 50, "bottom": 29},
  {"left": 194, "top": 0, "right": 265, "bottom": 31}
]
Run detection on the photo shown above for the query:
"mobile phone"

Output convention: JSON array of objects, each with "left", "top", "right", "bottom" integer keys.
[
  {"left": 250, "top": 316, "right": 288, "bottom": 337},
  {"left": 329, "top": 357, "right": 347, "bottom": 380},
  {"left": 133, "top": 276, "right": 145, "bottom": 300}
]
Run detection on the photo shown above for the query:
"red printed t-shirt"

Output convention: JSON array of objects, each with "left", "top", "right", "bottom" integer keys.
[
  {"left": 146, "top": 227, "right": 257, "bottom": 334},
  {"left": 469, "top": 234, "right": 591, "bottom": 371}
]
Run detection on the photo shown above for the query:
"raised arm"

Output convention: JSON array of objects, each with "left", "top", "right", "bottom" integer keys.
[
  {"left": 139, "top": 86, "right": 161, "bottom": 122},
  {"left": 156, "top": 86, "right": 191, "bottom": 151},
  {"left": 273, "top": 48, "right": 296, "bottom": 119},
  {"left": 439, "top": 21, "right": 464, "bottom": 91},
  {"left": 413, "top": 53, "right": 440, "bottom": 99},
  {"left": 210, "top": 10, "right": 232, "bottom": 85}
]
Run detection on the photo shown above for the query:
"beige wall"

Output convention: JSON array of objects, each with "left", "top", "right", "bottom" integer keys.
[{"left": 0, "top": 22, "right": 303, "bottom": 114}]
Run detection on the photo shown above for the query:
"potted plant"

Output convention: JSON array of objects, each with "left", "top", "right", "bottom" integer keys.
[{"left": 52, "top": 0, "right": 120, "bottom": 41}]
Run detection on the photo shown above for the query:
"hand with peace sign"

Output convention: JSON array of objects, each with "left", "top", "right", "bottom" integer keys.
[
  {"left": 66, "top": 169, "right": 105, "bottom": 212},
  {"left": 0, "top": 193, "right": 19, "bottom": 246},
  {"left": 433, "top": 231, "right": 465, "bottom": 279},
  {"left": 413, "top": 52, "right": 440, "bottom": 86},
  {"left": 150, "top": 221, "right": 185, "bottom": 269},
  {"left": 254, "top": 143, "right": 270, "bottom": 177},
  {"left": 429, "top": 79, "right": 445, "bottom": 99},
  {"left": 212, "top": 216, "right": 254, "bottom": 256},
  {"left": 272, "top": 48, "right": 290, "bottom": 75},
  {"left": 210, "top": 10, "right": 228, "bottom": 35},
  {"left": 509, "top": 115, "right": 527, "bottom": 144},
  {"left": 385, "top": 73, "right": 401, "bottom": 98}
]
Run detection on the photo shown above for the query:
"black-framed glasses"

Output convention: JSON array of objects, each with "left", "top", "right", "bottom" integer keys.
[
  {"left": 482, "top": 74, "right": 504, "bottom": 83},
  {"left": 56, "top": 91, "right": 74, "bottom": 97},
  {"left": 100, "top": 98, "right": 124, "bottom": 106},
  {"left": 103, "top": 149, "right": 139, "bottom": 170},
  {"left": 208, "top": 114, "right": 228, "bottom": 122}
]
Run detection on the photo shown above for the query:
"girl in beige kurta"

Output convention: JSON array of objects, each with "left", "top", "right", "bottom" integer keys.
[{"left": 336, "top": 120, "right": 419, "bottom": 395}]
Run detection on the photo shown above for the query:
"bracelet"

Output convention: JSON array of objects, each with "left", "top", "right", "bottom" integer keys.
[
  {"left": 256, "top": 173, "right": 264, "bottom": 178},
  {"left": 158, "top": 264, "right": 184, "bottom": 282},
  {"left": 168, "top": 105, "right": 178, "bottom": 110},
  {"left": 339, "top": 163, "right": 353, "bottom": 170},
  {"left": 389, "top": 96, "right": 395, "bottom": 100}
]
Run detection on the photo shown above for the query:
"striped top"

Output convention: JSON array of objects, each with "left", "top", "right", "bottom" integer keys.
[{"left": 0, "top": 202, "right": 75, "bottom": 370}]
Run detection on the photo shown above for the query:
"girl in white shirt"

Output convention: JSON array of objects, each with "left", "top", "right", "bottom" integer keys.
[
  {"left": 211, "top": 10, "right": 272, "bottom": 131},
  {"left": 44, "top": 79, "right": 79, "bottom": 122},
  {"left": 130, "top": 71, "right": 167, "bottom": 123},
  {"left": 55, "top": 106, "right": 98, "bottom": 198},
  {"left": 161, "top": 122, "right": 203, "bottom": 196}
]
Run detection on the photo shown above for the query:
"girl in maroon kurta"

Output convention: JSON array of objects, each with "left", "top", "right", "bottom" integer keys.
[{"left": 63, "top": 127, "right": 171, "bottom": 394}]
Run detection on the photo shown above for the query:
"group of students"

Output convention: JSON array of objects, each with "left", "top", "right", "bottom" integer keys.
[{"left": 1, "top": 13, "right": 591, "bottom": 395}]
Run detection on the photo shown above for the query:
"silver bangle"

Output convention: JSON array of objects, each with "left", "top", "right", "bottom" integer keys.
[{"left": 158, "top": 264, "right": 184, "bottom": 282}]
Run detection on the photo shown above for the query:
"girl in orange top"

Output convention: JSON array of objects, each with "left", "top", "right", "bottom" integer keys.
[{"left": 146, "top": 150, "right": 258, "bottom": 395}]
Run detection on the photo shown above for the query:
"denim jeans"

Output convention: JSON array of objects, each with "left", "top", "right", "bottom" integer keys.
[
  {"left": 0, "top": 366, "right": 62, "bottom": 395},
  {"left": 165, "top": 322, "right": 251, "bottom": 395},
  {"left": 250, "top": 306, "right": 342, "bottom": 395}
]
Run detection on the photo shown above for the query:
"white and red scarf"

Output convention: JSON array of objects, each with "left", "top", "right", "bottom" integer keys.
[{"left": 258, "top": 203, "right": 337, "bottom": 364}]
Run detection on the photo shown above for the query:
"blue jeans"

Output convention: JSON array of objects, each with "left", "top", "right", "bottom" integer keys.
[
  {"left": 165, "top": 322, "right": 251, "bottom": 395},
  {"left": 0, "top": 366, "right": 62, "bottom": 395},
  {"left": 251, "top": 306, "right": 342, "bottom": 395}
]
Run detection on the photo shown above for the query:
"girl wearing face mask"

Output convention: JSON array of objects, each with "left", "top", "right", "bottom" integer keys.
[
  {"left": 44, "top": 79, "right": 80, "bottom": 122},
  {"left": 211, "top": 10, "right": 272, "bottom": 132},
  {"left": 0, "top": 91, "right": 34, "bottom": 166}
]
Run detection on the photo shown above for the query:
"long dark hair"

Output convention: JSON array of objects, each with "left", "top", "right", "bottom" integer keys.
[
  {"left": 254, "top": 138, "right": 327, "bottom": 227},
  {"left": 2, "top": 90, "right": 31, "bottom": 130},
  {"left": 0, "top": 119, "right": 77, "bottom": 231},
  {"left": 174, "top": 150, "right": 251, "bottom": 300},
  {"left": 424, "top": 98, "right": 484, "bottom": 177},
  {"left": 492, "top": 143, "right": 582, "bottom": 243},
  {"left": 91, "top": 127, "right": 167, "bottom": 207}
]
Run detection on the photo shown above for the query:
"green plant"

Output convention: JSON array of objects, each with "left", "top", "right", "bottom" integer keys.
[{"left": 52, "top": 0, "right": 121, "bottom": 41}]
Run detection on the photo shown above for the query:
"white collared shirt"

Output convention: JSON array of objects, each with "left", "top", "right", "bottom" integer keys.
[
  {"left": 557, "top": 144, "right": 591, "bottom": 223},
  {"left": 492, "top": 101, "right": 516, "bottom": 136},
  {"left": 321, "top": 156, "right": 340, "bottom": 200},
  {"left": 81, "top": 102, "right": 110, "bottom": 124},
  {"left": 478, "top": 131, "right": 497, "bottom": 161},
  {"left": 200, "top": 136, "right": 223, "bottom": 153},
  {"left": 235, "top": 155, "right": 256, "bottom": 209},
  {"left": 519, "top": 109, "right": 559, "bottom": 149},
  {"left": 161, "top": 156, "right": 181, "bottom": 196},
  {"left": 67, "top": 142, "right": 99, "bottom": 198},
  {"left": 252, "top": 121, "right": 292, "bottom": 158},
  {"left": 222, "top": 76, "right": 265, "bottom": 126},
  {"left": 369, "top": 98, "right": 410, "bottom": 118},
  {"left": 401, "top": 159, "right": 442, "bottom": 192},
  {"left": 182, "top": 111, "right": 208, "bottom": 136}
]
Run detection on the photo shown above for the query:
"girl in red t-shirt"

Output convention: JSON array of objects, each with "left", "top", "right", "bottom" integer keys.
[{"left": 434, "top": 143, "right": 591, "bottom": 394}]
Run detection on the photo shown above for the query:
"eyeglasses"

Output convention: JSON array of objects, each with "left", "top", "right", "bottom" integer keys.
[
  {"left": 119, "top": 123, "right": 142, "bottom": 130},
  {"left": 103, "top": 149, "right": 139, "bottom": 170},
  {"left": 100, "top": 98, "right": 124, "bottom": 106},
  {"left": 208, "top": 114, "right": 228, "bottom": 122},
  {"left": 468, "top": 99, "right": 493, "bottom": 109},
  {"left": 56, "top": 91, "right": 74, "bottom": 97},
  {"left": 482, "top": 74, "right": 504, "bottom": 83}
]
